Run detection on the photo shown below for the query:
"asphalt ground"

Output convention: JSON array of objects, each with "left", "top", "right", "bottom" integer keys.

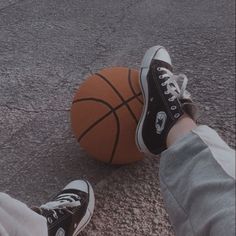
[{"left": 0, "top": 0, "right": 235, "bottom": 235}]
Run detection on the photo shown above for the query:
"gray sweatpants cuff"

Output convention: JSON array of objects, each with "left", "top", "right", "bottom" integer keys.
[{"left": 159, "top": 125, "right": 235, "bottom": 236}]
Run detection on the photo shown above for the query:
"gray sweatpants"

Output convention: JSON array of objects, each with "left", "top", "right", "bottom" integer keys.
[
  {"left": 160, "top": 125, "right": 235, "bottom": 236},
  {"left": 0, "top": 125, "right": 235, "bottom": 235}
]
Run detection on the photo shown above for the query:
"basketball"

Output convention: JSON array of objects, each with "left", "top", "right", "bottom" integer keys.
[{"left": 70, "top": 67, "right": 144, "bottom": 164}]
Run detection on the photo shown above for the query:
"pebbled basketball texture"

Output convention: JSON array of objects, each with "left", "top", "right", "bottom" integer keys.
[{"left": 71, "top": 67, "right": 144, "bottom": 165}]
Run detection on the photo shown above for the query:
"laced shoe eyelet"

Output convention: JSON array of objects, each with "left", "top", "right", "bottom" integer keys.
[
  {"left": 157, "top": 67, "right": 161, "bottom": 71},
  {"left": 53, "top": 212, "right": 58, "bottom": 219},
  {"left": 171, "top": 106, "right": 177, "bottom": 110},
  {"left": 174, "top": 113, "right": 180, "bottom": 118},
  {"left": 48, "top": 217, "right": 53, "bottom": 224},
  {"left": 161, "top": 82, "right": 166, "bottom": 86},
  {"left": 159, "top": 75, "right": 163, "bottom": 79},
  {"left": 59, "top": 209, "right": 64, "bottom": 214},
  {"left": 168, "top": 98, "right": 174, "bottom": 102},
  {"left": 164, "top": 91, "right": 169, "bottom": 95}
]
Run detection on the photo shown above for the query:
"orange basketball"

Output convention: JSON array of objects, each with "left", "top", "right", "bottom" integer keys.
[{"left": 70, "top": 67, "right": 144, "bottom": 164}]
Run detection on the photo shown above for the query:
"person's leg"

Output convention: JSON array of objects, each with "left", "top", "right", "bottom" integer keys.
[
  {"left": 0, "top": 192, "right": 48, "bottom": 236},
  {"left": 166, "top": 115, "right": 197, "bottom": 147},
  {"left": 160, "top": 122, "right": 235, "bottom": 236},
  {"left": 0, "top": 180, "right": 95, "bottom": 236},
  {"left": 136, "top": 46, "right": 235, "bottom": 236}
]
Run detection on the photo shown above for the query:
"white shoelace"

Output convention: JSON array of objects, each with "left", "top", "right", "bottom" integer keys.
[
  {"left": 158, "top": 67, "right": 191, "bottom": 101},
  {"left": 40, "top": 193, "right": 81, "bottom": 223},
  {"left": 41, "top": 193, "right": 81, "bottom": 210}
]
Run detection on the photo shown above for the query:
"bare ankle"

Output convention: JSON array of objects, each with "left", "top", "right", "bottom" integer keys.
[{"left": 166, "top": 115, "right": 197, "bottom": 148}]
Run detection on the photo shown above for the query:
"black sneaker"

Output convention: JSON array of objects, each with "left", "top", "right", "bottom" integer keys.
[
  {"left": 136, "top": 46, "right": 196, "bottom": 155},
  {"left": 34, "top": 180, "right": 95, "bottom": 236}
]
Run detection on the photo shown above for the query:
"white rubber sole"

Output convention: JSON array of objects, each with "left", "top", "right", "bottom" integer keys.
[
  {"left": 73, "top": 181, "right": 95, "bottom": 236},
  {"left": 136, "top": 46, "right": 164, "bottom": 155}
]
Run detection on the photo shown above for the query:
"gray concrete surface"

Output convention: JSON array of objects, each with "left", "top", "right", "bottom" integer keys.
[{"left": 0, "top": 0, "right": 235, "bottom": 235}]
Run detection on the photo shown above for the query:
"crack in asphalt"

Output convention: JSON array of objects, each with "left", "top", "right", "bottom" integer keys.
[{"left": 0, "top": 104, "right": 70, "bottom": 113}]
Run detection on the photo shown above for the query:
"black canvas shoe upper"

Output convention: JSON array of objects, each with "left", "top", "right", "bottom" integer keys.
[
  {"left": 137, "top": 46, "right": 197, "bottom": 155},
  {"left": 140, "top": 59, "right": 187, "bottom": 154},
  {"left": 33, "top": 180, "right": 93, "bottom": 236},
  {"left": 41, "top": 188, "right": 88, "bottom": 236}
]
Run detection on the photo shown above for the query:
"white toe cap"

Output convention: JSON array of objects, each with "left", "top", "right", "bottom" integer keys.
[
  {"left": 153, "top": 47, "right": 172, "bottom": 65},
  {"left": 63, "top": 180, "right": 89, "bottom": 193}
]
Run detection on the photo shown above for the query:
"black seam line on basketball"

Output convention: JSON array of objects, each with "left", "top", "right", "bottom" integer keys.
[
  {"left": 75, "top": 98, "right": 120, "bottom": 164},
  {"left": 73, "top": 93, "right": 141, "bottom": 143},
  {"left": 72, "top": 93, "right": 141, "bottom": 163},
  {"left": 73, "top": 92, "right": 142, "bottom": 126},
  {"left": 95, "top": 73, "right": 139, "bottom": 124},
  {"left": 72, "top": 93, "right": 141, "bottom": 106},
  {"left": 127, "top": 68, "right": 143, "bottom": 105}
]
